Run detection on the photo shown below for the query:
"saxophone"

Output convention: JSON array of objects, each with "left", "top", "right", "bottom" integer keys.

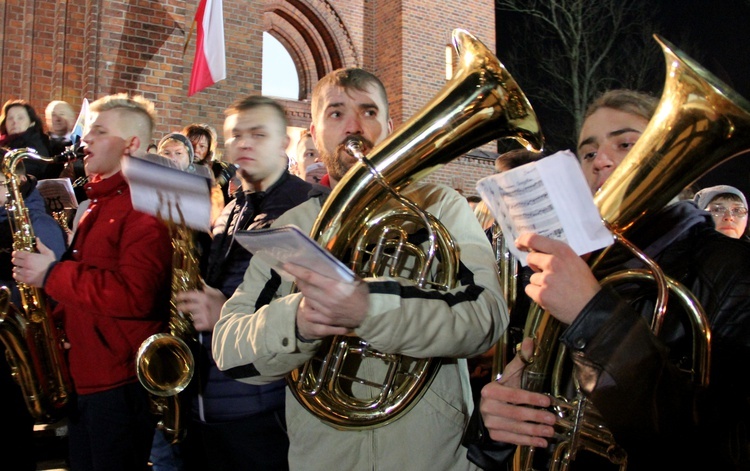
[
  {"left": 136, "top": 202, "right": 200, "bottom": 444},
  {"left": 0, "top": 147, "right": 73, "bottom": 422}
]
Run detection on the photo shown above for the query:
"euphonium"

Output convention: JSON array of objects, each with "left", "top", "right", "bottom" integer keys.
[
  {"left": 511, "top": 35, "right": 750, "bottom": 471},
  {"left": 136, "top": 204, "right": 199, "bottom": 444},
  {"left": 287, "top": 28, "right": 543, "bottom": 430},
  {"left": 472, "top": 200, "right": 519, "bottom": 381},
  {"left": 0, "top": 147, "right": 73, "bottom": 422}
]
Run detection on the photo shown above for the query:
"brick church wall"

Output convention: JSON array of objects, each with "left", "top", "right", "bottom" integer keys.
[{"left": 0, "top": 0, "right": 501, "bottom": 196}]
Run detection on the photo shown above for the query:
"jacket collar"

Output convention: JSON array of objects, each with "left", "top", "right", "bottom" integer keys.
[
  {"left": 84, "top": 171, "right": 128, "bottom": 200},
  {"left": 234, "top": 170, "right": 291, "bottom": 205}
]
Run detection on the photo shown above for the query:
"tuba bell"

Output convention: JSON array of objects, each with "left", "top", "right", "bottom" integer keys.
[
  {"left": 510, "top": 35, "right": 750, "bottom": 471},
  {"left": 287, "top": 28, "right": 543, "bottom": 429}
]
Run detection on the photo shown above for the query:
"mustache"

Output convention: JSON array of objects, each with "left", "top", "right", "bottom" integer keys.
[{"left": 336, "top": 135, "right": 375, "bottom": 158}]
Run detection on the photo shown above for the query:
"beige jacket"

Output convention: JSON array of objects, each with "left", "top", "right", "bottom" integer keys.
[{"left": 213, "top": 182, "right": 507, "bottom": 471}]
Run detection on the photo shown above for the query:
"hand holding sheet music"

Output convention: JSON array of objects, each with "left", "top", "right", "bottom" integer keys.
[
  {"left": 476, "top": 150, "right": 613, "bottom": 266},
  {"left": 233, "top": 225, "right": 355, "bottom": 283}
]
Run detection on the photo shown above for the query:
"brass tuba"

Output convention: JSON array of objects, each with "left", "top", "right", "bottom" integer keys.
[
  {"left": 136, "top": 203, "right": 200, "bottom": 444},
  {"left": 511, "top": 35, "right": 750, "bottom": 470},
  {"left": 287, "top": 28, "right": 543, "bottom": 429},
  {"left": 0, "top": 147, "right": 74, "bottom": 422}
]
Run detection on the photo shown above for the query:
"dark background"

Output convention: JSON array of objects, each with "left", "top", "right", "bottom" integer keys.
[
  {"left": 661, "top": 0, "right": 750, "bottom": 197},
  {"left": 495, "top": 0, "right": 750, "bottom": 198}
]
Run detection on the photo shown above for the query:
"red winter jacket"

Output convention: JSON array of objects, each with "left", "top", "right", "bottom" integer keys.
[{"left": 44, "top": 171, "right": 172, "bottom": 395}]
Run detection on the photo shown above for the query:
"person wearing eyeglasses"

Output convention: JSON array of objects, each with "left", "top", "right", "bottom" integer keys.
[{"left": 693, "top": 185, "right": 749, "bottom": 240}]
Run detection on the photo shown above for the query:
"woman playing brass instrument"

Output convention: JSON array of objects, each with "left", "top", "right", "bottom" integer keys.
[{"left": 471, "top": 87, "right": 750, "bottom": 470}]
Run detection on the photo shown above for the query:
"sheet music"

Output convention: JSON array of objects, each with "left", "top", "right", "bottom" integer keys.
[
  {"left": 476, "top": 149, "right": 613, "bottom": 266},
  {"left": 36, "top": 178, "right": 78, "bottom": 210},
  {"left": 121, "top": 154, "right": 213, "bottom": 232},
  {"left": 233, "top": 225, "right": 356, "bottom": 283}
]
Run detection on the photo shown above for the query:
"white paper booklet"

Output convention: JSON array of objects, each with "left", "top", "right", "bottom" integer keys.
[
  {"left": 233, "top": 225, "right": 356, "bottom": 283},
  {"left": 476, "top": 149, "right": 613, "bottom": 266},
  {"left": 36, "top": 178, "right": 78, "bottom": 211},
  {"left": 121, "top": 154, "right": 213, "bottom": 232}
]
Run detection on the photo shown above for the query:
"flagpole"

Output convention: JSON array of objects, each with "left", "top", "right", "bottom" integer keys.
[{"left": 183, "top": 19, "right": 197, "bottom": 57}]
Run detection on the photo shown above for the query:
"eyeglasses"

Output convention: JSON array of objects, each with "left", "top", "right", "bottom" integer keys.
[{"left": 708, "top": 205, "right": 749, "bottom": 218}]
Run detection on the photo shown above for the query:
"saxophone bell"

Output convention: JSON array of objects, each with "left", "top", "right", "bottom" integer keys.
[{"left": 135, "top": 204, "right": 200, "bottom": 444}]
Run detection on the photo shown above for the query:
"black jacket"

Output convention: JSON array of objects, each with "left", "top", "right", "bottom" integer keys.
[
  {"left": 193, "top": 171, "right": 312, "bottom": 422},
  {"left": 0, "top": 128, "right": 62, "bottom": 180},
  {"left": 466, "top": 201, "right": 750, "bottom": 470}
]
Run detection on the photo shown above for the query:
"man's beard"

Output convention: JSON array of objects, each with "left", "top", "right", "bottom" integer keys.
[{"left": 320, "top": 135, "right": 375, "bottom": 181}]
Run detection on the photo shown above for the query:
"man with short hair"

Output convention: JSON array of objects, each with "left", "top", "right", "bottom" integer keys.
[
  {"left": 294, "top": 129, "right": 323, "bottom": 184},
  {"left": 45, "top": 100, "right": 76, "bottom": 142},
  {"left": 213, "top": 68, "right": 506, "bottom": 471},
  {"left": 174, "top": 95, "right": 312, "bottom": 470},
  {"left": 13, "top": 93, "right": 173, "bottom": 471}
]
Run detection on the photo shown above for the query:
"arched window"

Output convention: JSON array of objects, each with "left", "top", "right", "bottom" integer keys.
[{"left": 262, "top": 32, "right": 299, "bottom": 100}]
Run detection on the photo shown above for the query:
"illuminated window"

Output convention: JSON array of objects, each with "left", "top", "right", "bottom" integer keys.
[{"left": 262, "top": 32, "right": 299, "bottom": 99}]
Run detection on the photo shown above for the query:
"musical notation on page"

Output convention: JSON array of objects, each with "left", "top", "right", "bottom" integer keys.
[
  {"left": 476, "top": 149, "right": 613, "bottom": 266},
  {"left": 121, "top": 154, "right": 213, "bottom": 232}
]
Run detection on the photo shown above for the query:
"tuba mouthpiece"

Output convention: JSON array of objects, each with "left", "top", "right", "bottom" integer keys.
[{"left": 343, "top": 136, "right": 367, "bottom": 159}]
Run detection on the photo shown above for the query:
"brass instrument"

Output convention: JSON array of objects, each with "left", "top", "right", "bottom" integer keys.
[
  {"left": 511, "top": 35, "right": 750, "bottom": 471},
  {"left": 472, "top": 200, "right": 519, "bottom": 381},
  {"left": 287, "top": 29, "right": 543, "bottom": 430},
  {"left": 0, "top": 147, "right": 73, "bottom": 422},
  {"left": 136, "top": 203, "right": 199, "bottom": 444},
  {"left": 490, "top": 221, "right": 520, "bottom": 381}
]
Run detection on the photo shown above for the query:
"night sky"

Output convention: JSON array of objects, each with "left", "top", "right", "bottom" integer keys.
[
  {"left": 660, "top": 0, "right": 750, "bottom": 196},
  {"left": 496, "top": 0, "right": 750, "bottom": 197}
]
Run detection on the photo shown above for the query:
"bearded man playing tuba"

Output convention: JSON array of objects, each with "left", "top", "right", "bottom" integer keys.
[{"left": 213, "top": 66, "right": 509, "bottom": 471}]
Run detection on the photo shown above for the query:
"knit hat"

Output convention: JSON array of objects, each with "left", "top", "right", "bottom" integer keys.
[
  {"left": 693, "top": 184, "right": 748, "bottom": 210},
  {"left": 158, "top": 132, "right": 194, "bottom": 168}
]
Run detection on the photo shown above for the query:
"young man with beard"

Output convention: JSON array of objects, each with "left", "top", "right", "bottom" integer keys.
[
  {"left": 12, "top": 93, "right": 173, "bottom": 471},
  {"left": 212, "top": 68, "right": 506, "bottom": 471},
  {"left": 173, "top": 96, "right": 312, "bottom": 470},
  {"left": 473, "top": 90, "right": 750, "bottom": 470}
]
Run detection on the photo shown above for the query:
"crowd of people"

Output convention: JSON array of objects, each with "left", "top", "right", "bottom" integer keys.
[{"left": 0, "top": 49, "right": 748, "bottom": 471}]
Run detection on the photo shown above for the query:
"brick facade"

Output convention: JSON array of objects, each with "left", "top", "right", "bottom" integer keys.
[{"left": 0, "top": 0, "right": 500, "bottom": 196}]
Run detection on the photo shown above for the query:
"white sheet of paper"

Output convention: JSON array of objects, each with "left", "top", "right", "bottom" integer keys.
[
  {"left": 476, "top": 150, "right": 613, "bottom": 266},
  {"left": 121, "top": 155, "right": 212, "bottom": 232},
  {"left": 233, "top": 225, "right": 356, "bottom": 283},
  {"left": 36, "top": 178, "right": 78, "bottom": 210}
]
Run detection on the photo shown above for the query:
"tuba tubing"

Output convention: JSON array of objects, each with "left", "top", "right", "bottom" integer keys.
[
  {"left": 511, "top": 35, "right": 750, "bottom": 471},
  {"left": 287, "top": 28, "right": 543, "bottom": 430}
]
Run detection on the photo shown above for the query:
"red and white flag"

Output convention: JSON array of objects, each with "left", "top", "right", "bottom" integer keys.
[{"left": 188, "top": 0, "right": 226, "bottom": 96}]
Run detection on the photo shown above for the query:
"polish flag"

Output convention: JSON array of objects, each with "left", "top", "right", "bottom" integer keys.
[
  {"left": 70, "top": 98, "right": 91, "bottom": 145},
  {"left": 188, "top": 0, "right": 226, "bottom": 96}
]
